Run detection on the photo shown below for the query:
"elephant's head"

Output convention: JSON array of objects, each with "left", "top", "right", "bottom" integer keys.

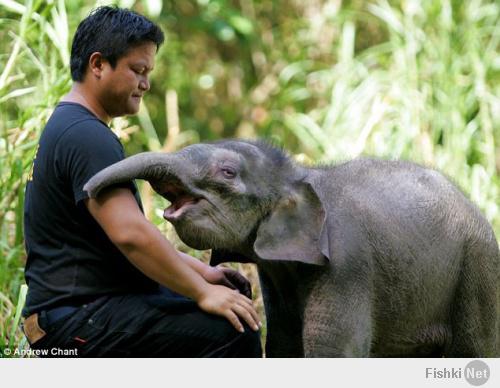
[{"left": 84, "top": 140, "right": 328, "bottom": 266}]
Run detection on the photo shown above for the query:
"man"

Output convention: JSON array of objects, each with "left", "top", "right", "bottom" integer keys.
[{"left": 22, "top": 6, "right": 261, "bottom": 357}]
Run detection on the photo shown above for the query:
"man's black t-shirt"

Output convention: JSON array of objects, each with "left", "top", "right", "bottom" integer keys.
[{"left": 23, "top": 102, "right": 158, "bottom": 316}]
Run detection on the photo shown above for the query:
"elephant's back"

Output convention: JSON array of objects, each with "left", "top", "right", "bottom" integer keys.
[
  {"left": 320, "top": 158, "right": 486, "bottom": 246},
  {"left": 318, "top": 158, "right": 473, "bottom": 241}
]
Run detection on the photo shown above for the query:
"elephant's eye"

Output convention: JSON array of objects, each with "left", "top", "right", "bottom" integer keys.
[{"left": 221, "top": 166, "right": 237, "bottom": 179}]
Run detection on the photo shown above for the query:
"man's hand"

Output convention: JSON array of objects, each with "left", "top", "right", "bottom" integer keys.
[
  {"left": 197, "top": 284, "right": 261, "bottom": 333},
  {"left": 203, "top": 265, "right": 252, "bottom": 299}
]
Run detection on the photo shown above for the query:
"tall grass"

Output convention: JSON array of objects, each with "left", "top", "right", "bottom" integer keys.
[{"left": 281, "top": 0, "right": 499, "bottom": 233}]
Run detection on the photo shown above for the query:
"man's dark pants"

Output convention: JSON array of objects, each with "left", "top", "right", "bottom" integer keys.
[{"left": 28, "top": 287, "right": 262, "bottom": 357}]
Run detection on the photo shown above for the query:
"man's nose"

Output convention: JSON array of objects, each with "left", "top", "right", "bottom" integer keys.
[{"left": 139, "top": 77, "right": 150, "bottom": 92}]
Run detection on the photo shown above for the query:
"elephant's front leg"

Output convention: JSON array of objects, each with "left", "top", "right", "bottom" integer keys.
[
  {"left": 265, "top": 311, "right": 304, "bottom": 357},
  {"left": 302, "top": 270, "right": 373, "bottom": 357},
  {"left": 259, "top": 269, "right": 304, "bottom": 357}
]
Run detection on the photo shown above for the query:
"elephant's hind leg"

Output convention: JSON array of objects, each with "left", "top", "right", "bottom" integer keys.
[{"left": 446, "top": 239, "right": 499, "bottom": 357}]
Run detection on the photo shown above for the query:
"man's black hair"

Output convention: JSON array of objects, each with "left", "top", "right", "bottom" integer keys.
[{"left": 70, "top": 6, "right": 164, "bottom": 82}]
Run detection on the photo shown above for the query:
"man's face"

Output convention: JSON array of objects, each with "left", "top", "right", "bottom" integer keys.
[{"left": 98, "top": 41, "right": 156, "bottom": 118}]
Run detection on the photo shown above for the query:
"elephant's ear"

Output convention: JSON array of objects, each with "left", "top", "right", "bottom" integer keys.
[{"left": 254, "top": 180, "right": 329, "bottom": 265}]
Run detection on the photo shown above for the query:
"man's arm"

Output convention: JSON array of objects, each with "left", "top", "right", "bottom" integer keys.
[
  {"left": 85, "top": 187, "right": 260, "bottom": 332},
  {"left": 177, "top": 251, "right": 215, "bottom": 281}
]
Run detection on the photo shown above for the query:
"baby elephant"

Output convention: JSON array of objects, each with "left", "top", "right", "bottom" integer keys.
[{"left": 84, "top": 140, "right": 499, "bottom": 357}]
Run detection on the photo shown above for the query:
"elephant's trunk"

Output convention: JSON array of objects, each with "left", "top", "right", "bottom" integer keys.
[{"left": 83, "top": 152, "right": 186, "bottom": 198}]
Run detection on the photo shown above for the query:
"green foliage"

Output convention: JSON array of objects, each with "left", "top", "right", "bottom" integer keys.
[{"left": 0, "top": 0, "right": 498, "bottom": 355}]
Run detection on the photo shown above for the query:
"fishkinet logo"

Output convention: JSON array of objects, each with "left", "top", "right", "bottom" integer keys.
[{"left": 425, "top": 360, "right": 490, "bottom": 386}]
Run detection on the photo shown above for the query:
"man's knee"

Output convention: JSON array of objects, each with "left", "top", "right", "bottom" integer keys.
[
  {"left": 221, "top": 323, "right": 262, "bottom": 357},
  {"left": 239, "top": 325, "right": 262, "bottom": 357}
]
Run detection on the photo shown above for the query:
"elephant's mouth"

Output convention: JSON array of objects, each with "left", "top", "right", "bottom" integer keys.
[{"left": 160, "top": 182, "right": 202, "bottom": 222}]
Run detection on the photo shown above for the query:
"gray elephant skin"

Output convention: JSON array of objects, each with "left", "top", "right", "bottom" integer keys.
[{"left": 84, "top": 140, "right": 499, "bottom": 357}]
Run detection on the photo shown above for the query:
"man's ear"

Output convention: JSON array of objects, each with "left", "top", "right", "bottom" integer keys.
[
  {"left": 88, "top": 52, "right": 105, "bottom": 78},
  {"left": 254, "top": 181, "right": 329, "bottom": 265}
]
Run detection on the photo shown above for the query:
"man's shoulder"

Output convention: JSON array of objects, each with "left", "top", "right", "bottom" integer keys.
[
  {"left": 44, "top": 103, "right": 117, "bottom": 147},
  {"left": 48, "top": 102, "right": 106, "bottom": 131}
]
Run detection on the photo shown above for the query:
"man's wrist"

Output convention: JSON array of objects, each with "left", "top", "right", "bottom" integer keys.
[
  {"left": 190, "top": 281, "right": 212, "bottom": 303},
  {"left": 178, "top": 251, "right": 212, "bottom": 276}
]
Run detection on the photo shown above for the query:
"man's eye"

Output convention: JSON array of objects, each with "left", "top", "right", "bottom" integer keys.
[{"left": 221, "top": 167, "right": 236, "bottom": 179}]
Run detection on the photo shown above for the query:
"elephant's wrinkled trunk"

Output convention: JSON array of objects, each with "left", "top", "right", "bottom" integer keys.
[{"left": 83, "top": 152, "right": 188, "bottom": 198}]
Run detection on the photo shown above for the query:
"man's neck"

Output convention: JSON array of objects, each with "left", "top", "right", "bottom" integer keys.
[{"left": 62, "top": 83, "right": 111, "bottom": 124}]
